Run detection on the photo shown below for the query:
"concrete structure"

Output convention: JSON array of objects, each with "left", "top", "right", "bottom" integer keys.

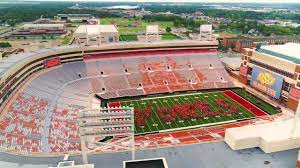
[
  {"left": 225, "top": 118, "right": 300, "bottom": 153},
  {"left": 12, "top": 23, "right": 67, "bottom": 36},
  {"left": 239, "top": 43, "right": 300, "bottom": 111},
  {"left": 225, "top": 101, "right": 300, "bottom": 153},
  {"left": 75, "top": 25, "right": 119, "bottom": 46}
]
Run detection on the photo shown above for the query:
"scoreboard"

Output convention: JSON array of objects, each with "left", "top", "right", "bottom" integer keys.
[{"left": 44, "top": 57, "right": 61, "bottom": 68}]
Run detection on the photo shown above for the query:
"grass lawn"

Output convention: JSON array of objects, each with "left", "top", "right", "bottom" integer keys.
[
  {"left": 103, "top": 90, "right": 257, "bottom": 135},
  {"left": 101, "top": 18, "right": 173, "bottom": 35},
  {"left": 61, "top": 36, "right": 73, "bottom": 45},
  {"left": 120, "top": 34, "right": 138, "bottom": 41},
  {"left": 161, "top": 33, "right": 182, "bottom": 40}
]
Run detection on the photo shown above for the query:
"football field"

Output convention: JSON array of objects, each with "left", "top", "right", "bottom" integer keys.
[{"left": 118, "top": 91, "right": 256, "bottom": 134}]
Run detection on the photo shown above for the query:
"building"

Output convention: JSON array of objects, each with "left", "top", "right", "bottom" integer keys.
[
  {"left": 56, "top": 14, "right": 93, "bottom": 23},
  {"left": 239, "top": 43, "right": 300, "bottom": 111},
  {"left": 221, "top": 36, "right": 300, "bottom": 52},
  {"left": 12, "top": 23, "right": 67, "bottom": 36},
  {"left": 74, "top": 25, "right": 119, "bottom": 46}
]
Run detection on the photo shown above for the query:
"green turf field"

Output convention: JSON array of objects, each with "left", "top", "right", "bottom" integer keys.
[
  {"left": 105, "top": 91, "right": 256, "bottom": 134},
  {"left": 100, "top": 18, "right": 173, "bottom": 35},
  {"left": 120, "top": 34, "right": 138, "bottom": 41},
  {"left": 161, "top": 33, "right": 182, "bottom": 40},
  {"left": 231, "top": 88, "right": 281, "bottom": 115}
]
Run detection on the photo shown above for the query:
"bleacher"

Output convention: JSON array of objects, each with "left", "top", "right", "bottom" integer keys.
[
  {"left": 86, "top": 53, "right": 234, "bottom": 96},
  {"left": 0, "top": 50, "right": 233, "bottom": 154}
]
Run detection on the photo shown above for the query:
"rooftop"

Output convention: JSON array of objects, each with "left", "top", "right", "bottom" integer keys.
[
  {"left": 0, "top": 141, "right": 297, "bottom": 168},
  {"left": 256, "top": 43, "right": 300, "bottom": 64},
  {"left": 75, "top": 25, "right": 118, "bottom": 35},
  {"left": 22, "top": 23, "right": 65, "bottom": 29}
]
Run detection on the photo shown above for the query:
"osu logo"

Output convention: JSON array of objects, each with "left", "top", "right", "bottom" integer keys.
[{"left": 257, "top": 72, "right": 275, "bottom": 86}]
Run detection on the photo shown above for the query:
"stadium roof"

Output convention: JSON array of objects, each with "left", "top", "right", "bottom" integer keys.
[{"left": 256, "top": 43, "right": 300, "bottom": 64}]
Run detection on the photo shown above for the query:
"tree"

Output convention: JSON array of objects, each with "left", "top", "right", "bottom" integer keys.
[
  {"left": 166, "top": 27, "right": 172, "bottom": 33},
  {"left": 0, "top": 42, "right": 12, "bottom": 48}
]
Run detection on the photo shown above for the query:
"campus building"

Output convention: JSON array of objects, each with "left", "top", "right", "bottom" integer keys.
[
  {"left": 221, "top": 36, "right": 300, "bottom": 52},
  {"left": 74, "top": 25, "right": 119, "bottom": 46},
  {"left": 56, "top": 14, "right": 93, "bottom": 23},
  {"left": 239, "top": 43, "right": 300, "bottom": 111},
  {"left": 12, "top": 23, "right": 67, "bottom": 36}
]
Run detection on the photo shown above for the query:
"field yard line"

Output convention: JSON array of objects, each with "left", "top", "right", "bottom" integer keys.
[
  {"left": 205, "top": 93, "right": 236, "bottom": 121},
  {"left": 197, "top": 93, "right": 219, "bottom": 123},
  {"left": 163, "top": 97, "right": 182, "bottom": 129},
  {"left": 177, "top": 96, "right": 194, "bottom": 126},
  {"left": 137, "top": 100, "right": 158, "bottom": 133},
  {"left": 186, "top": 95, "right": 202, "bottom": 125},
  {"left": 218, "top": 93, "right": 253, "bottom": 119},
  {"left": 146, "top": 99, "right": 168, "bottom": 131},
  {"left": 159, "top": 120, "right": 237, "bottom": 133},
  {"left": 188, "top": 95, "right": 208, "bottom": 124},
  {"left": 156, "top": 98, "right": 178, "bottom": 129}
]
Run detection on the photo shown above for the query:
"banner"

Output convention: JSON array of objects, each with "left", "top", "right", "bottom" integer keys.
[
  {"left": 239, "top": 66, "right": 248, "bottom": 76},
  {"left": 44, "top": 57, "right": 61, "bottom": 68},
  {"left": 250, "top": 66, "right": 283, "bottom": 99}
]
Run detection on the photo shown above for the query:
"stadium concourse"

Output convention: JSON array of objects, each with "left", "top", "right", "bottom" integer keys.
[{"left": 0, "top": 40, "right": 288, "bottom": 167}]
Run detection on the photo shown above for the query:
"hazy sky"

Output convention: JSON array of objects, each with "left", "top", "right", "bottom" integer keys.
[{"left": 23, "top": 0, "right": 300, "bottom": 3}]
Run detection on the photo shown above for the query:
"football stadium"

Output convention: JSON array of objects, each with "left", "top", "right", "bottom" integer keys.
[{"left": 0, "top": 39, "right": 297, "bottom": 167}]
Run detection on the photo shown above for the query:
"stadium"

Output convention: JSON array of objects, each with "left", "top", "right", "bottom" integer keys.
[{"left": 0, "top": 39, "right": 293, "bottom": 167}]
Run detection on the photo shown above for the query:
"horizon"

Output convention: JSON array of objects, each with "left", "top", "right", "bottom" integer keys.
[{"left": 8, "top": 0, "right": 300, "bottom": 4}]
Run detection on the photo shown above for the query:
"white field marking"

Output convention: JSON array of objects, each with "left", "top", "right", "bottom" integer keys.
[
  {"left": 159, "top": 120, "right": 237, "bottom": 133},
  {"left": 165, "top": 95, "right": 183, "bottom": 129},
  {"left": 177, "top": 95, "right": 194, "bottom": 126},
  {"left": 150, "top": 99, "right": 168, "bottom": 130},
  {"left": 139, "top": 91, "right": 222, "bottom": 101},
  {"left": 218, "top": 93, "right": 251, "bottom": 119},
  {"left": 137, "top": 99, "right": 157, "bottom": 132},
  {"left": 120, "top": 90, "right": 224, "bottom": 103},
  {"left": 193, "top": 93, "right": 220, "bottom": 123}
]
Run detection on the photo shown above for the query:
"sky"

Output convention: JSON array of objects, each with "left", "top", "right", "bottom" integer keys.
[{"left": 20, "top": 0, "right": 300, "bottom": 3}]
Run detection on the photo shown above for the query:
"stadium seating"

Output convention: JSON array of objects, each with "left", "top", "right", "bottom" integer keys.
[
  {"left": 0, "top": 50, "right": 234, "bottom": 154},
  {"left": 85, "top": 54, "right": 233, "bottom": 97}
]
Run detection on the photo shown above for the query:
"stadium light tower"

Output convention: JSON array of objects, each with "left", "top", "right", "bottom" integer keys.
[
  {"left": 85, "top": 25, "right": 89, "bottom": 46},
  {"left": 78, "top": 106, "right": 135, "bottom": 164},
  {"left": 98, "top": 21, "right": 102, "bottom": 46},
  {"left": 199, "top": 24, "right": 212, "bottom": 41},
  {"left": 146, "top": 25, "right": 159, "bottom": 41}
]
